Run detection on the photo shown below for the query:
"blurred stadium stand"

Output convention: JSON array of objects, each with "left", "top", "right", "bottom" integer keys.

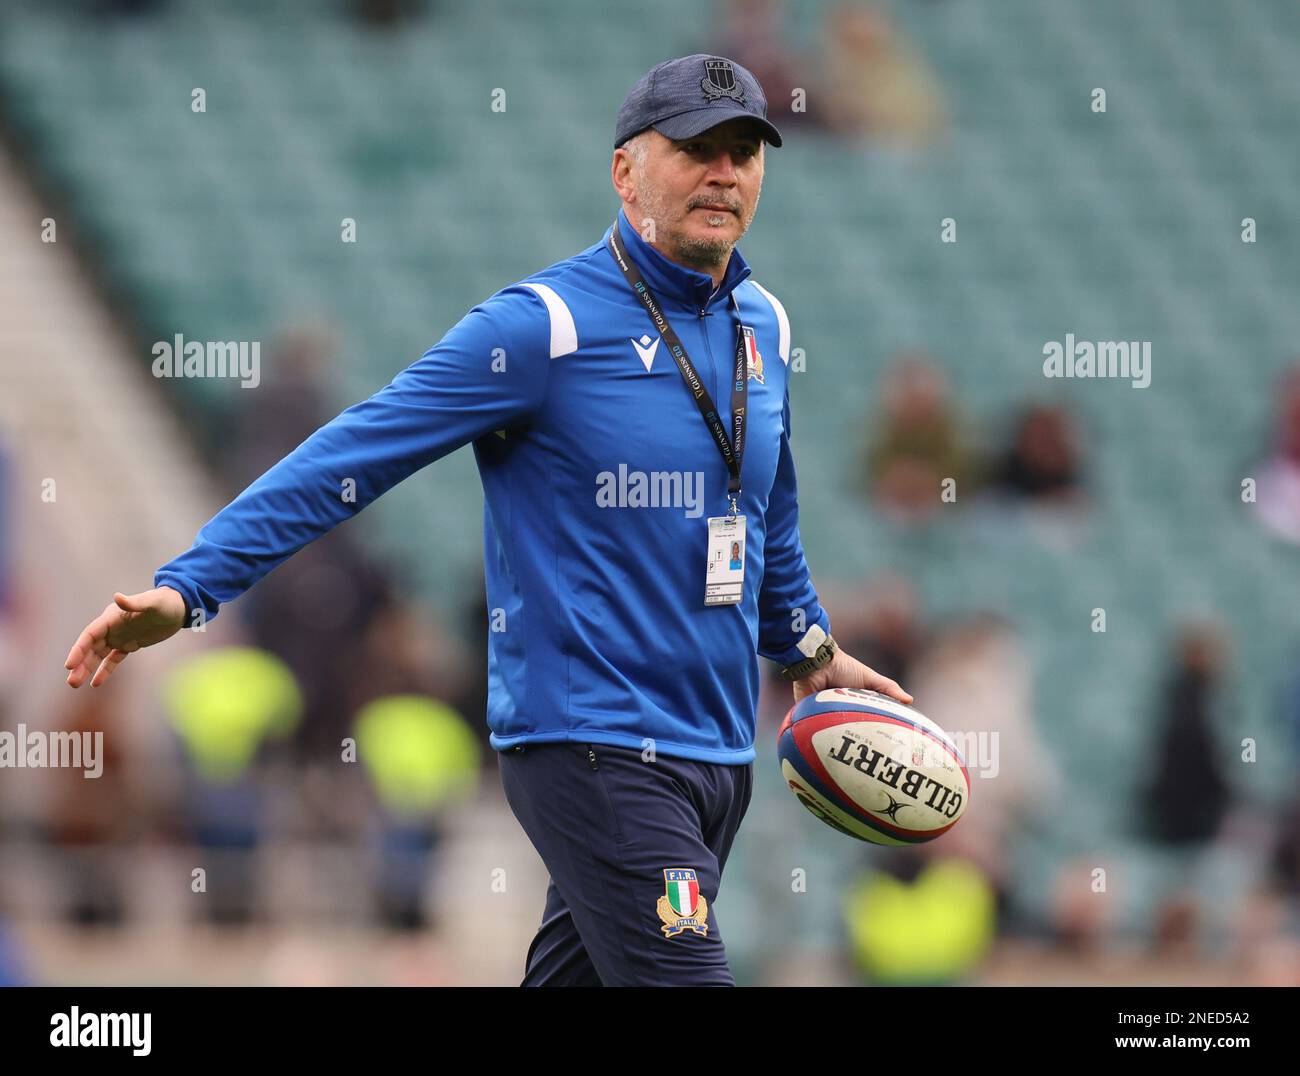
[{"left": 0, "top": 0, "right": 1297, "bottom": 984}]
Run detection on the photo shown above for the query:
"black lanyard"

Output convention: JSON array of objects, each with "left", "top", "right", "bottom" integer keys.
[{"left": 606, "top": 218, "right": 748, "bottom": 509}]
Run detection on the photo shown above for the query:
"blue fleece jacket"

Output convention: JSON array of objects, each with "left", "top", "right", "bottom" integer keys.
[{"left": 155, "top": 208, "right": 831, "bottom": 763}]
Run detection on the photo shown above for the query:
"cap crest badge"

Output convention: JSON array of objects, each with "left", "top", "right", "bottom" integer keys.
[{"left": 701, "top": 59, "right": 747, "bottom": 104}]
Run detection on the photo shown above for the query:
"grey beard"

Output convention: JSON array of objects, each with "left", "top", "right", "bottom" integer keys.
[{"left": 670, "top": 231, "right": 732, "bottom": 270}]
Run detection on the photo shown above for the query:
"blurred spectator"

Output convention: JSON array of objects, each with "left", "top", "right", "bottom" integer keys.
[
  {"left": 715, "top": 0, "right": 831, "bottom": 133},
  {"left": 1050, "top": 856, "right": 1112, "bottom": 953},
  {"left": 1142, "top": 622, "right": 1234, "bottom": 846},
  {"left": 343, "top": 596, "right": 465, "bottom": 712},
  {"left": 902, "top": 613, "right": 1059, "bottom": 925},
  {"left": 1265, "top": 657, "right": 1300, "bottom": 903},
  {"left": 990, "top": 404, "right": 1087, "bottom": 509},
  {"left": 162, "top": 647, "right": 303, "bottom": 926},
  {"left": 818, "top": 1, "right": 948, "bottom": 148},
  {"left": 336, "top": 593, "right": 478, "bottom": 931},
  {"left": 825, "top": 572, "right": 926, "bottom": 688},
  {"left": 843, "top": 856, "right": 996, "bottom": 984},
  {"left": 43, "top": 686, "right": 129, "bottom": 927},
  {"left": 355, "top": 0, "right": 427, "bottom": 27},
  {"left": 244, "top": 531, "right": 393, "bottom": 763},
  {"left": 227, "top": 323, "right": 337, "bottom": 487},
  {"left": 1139, "top": 621, "right": 1236, "bottom": 954},
  {"left": 864, "top": 353, "right": 978, "bottom": 525},
  {"left": 354, "top": 695, "right": 480, "bottom": 930},
  {"left": 1268, "top": 793, "right": 1300, "bottom": 899},
  {"left": 342, "top": 594, "right": 475, "bottom": 776},
  {"left": 92, "top": 0, "right": 168, "bottom": 14},
  {"left": 1251, "top": 363, "right": 1300, "bottom": 545},
  {"left": 228, "top": 324, "right": 406, "bottom": 762}
]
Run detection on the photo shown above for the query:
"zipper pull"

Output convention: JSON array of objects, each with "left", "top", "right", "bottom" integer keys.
[{"left": 587, "top": 746, "right": 599, "bottom": 771}]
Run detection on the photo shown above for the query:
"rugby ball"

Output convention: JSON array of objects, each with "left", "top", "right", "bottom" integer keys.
[{"left": 777, "top": 688, "right": 969, "bottom": 845}]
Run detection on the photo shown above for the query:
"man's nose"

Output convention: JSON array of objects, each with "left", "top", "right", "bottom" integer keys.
[{"left": 703, "top": 148, "right": 738, "bottom": 183}]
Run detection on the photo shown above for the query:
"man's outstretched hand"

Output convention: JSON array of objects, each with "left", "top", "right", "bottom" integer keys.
[
  {"left": 64, "top": 586, "right": 187, "bottom": 688},
  {"left": 791, "top": 647, "right": 913, "bottom": 706}
]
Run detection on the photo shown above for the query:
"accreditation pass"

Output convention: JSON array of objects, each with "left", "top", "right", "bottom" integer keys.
[{"left": 705, "top": 515, "right": 746, "bottom": 606}]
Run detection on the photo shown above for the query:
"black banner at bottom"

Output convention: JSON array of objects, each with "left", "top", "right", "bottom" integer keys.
[{"left": 0, "top": 985, "right": 1290, "bottom": 1062}]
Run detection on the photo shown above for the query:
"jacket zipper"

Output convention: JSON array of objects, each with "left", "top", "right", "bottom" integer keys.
[
  {"left": 697, "top": 304, "right": 723, "bottom": 407},
  {"left": 587, "top": 745, "right": 599, "bottom": 771}
]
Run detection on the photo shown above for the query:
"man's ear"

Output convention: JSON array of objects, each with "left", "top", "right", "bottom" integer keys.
[{"left": 611, "top": 150, "right": 635, "bottom": 202}]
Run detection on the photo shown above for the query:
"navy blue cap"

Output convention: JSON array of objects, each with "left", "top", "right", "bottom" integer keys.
[{"left": 615, "top": 54, "right": 783, "bottom": 150}]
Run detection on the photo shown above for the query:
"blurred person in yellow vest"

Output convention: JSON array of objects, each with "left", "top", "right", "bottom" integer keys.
[
  {"left": 843, "top": 857, "right": 997, "bottom": 985},
  {"left": 162, "top": 646, "right": 302, "bottom": 925},
  {"left": 906, "top": 614, "right": 1059, "bottom": 928},
  {"left": 353, "top": 694, "right": 480, "bottom": 930}
]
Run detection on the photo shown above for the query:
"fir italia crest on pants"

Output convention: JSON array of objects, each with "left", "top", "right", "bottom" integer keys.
[{"left": 657, "top": 868, "right": 710, "bottom": 938}]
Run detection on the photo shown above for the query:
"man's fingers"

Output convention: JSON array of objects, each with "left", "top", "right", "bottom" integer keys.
[
  {"left": 877, "top": 677, "right": 914, "bottom": 705},
  {"left": 66, "top": 646, "right": 105, "bottom": 687},
  {"left": 64, "top": 620, "right": 107, "bottom": 673},
  {"left": 65, "top": 589, "right": 180, "bottom": 688},
  {"left": 860, "top": 665, "right": 913, "bottom": 704},
  {"left": 66, "top": 646, "right": 105, "bottom": 688},
  {"left": 65, "top": 626, "right": 95, "bottom": 669},
  {"left": 90, "top": 649, "right": 129, "bottom": 688},
  {"left": 66, "top": 628, "right": 104, "bottom": 669},
  {"left": 64, "top": 605, "right": 122, "bottom": 686}
]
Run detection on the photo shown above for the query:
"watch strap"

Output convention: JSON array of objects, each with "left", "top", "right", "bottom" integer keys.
[{"left": 780, "top": 634, "right": 838, "bottom": 682}]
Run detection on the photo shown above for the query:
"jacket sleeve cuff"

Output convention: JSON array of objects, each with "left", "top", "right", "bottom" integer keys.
[
  {"left": 760, "top": 611, "right": 832, "bottom": 670},
  {"left": 153, "top": 572, "right": 211, "bottom": 628}
]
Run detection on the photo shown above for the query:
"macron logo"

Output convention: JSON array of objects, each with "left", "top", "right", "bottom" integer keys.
[{"left": 631, "top": 334, "right": 660, "bottom": 372}]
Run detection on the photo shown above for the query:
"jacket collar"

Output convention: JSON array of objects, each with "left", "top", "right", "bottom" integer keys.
[{"left": 610, "top": 207, "right": 752, "bottom": 312}]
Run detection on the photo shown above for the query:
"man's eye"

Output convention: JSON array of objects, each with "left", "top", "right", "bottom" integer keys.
[{"left": 681, "top": 142, "right": 756, "bottom": 157}]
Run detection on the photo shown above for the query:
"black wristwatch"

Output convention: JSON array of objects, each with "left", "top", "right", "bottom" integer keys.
[{"left": 780, "top": 634, "right": 838, "bottom": 682}]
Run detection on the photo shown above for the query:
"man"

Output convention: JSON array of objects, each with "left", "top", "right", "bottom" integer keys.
[{"left": 63, "top": 54, "right": 911, "bottom": 985}]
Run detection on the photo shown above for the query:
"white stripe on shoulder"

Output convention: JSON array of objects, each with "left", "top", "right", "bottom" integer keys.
[
  {"left": 747, "top": 280, "right": 791, "bottom": 366},
  {"left": 521, "top": 281, "right": 578, "bottom": 358}
]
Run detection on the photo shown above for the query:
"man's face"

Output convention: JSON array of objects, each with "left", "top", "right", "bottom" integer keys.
[{"left": 617, "top": 117, "right": 765, "bottom": 273}]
